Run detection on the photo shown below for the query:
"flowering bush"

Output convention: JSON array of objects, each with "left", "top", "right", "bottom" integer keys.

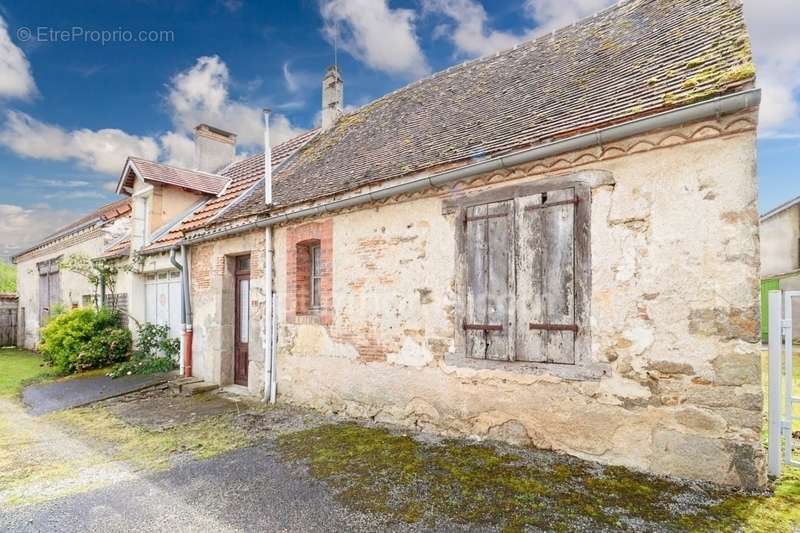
[{"left": 109, "top": 323, "right": 178, "bottom": 378}]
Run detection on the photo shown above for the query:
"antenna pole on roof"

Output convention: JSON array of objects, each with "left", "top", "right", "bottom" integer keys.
[{"left": 334, "top": 26, "right": 338, "bottom": 69}]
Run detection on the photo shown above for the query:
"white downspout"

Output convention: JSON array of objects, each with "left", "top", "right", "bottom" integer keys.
[{"left": 263, "top": 109, "right": 277, "bottom": 403}]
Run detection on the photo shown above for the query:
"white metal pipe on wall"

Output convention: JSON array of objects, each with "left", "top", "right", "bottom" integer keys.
[
  {"left": 263, "top": 108, "right": 276, "bottom": 402},
  {"left": 264, "top": 226, "right": 275, "bottom": 403}
]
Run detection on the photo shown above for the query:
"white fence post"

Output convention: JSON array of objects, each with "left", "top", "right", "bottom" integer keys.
[
  {"left": 768, "top": 290, "right": 782, "bottom": 477},
  {"left": 784, "top": 292, "right": 796, "bottom": 466}
]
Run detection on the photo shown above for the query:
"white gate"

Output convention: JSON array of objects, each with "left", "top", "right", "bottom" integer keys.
[{"left": 767, "top": 290, "right": 800, "bottom": 476}]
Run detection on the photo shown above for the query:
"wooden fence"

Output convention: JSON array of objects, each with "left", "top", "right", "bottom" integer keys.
[{"left": 0, "top": 294, "right": 18, "bottom": 347}]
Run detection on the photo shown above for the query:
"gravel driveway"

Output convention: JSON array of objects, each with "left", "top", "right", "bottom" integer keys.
[{"left": 0, "top": 443, "right": 479, "bottom": 533}]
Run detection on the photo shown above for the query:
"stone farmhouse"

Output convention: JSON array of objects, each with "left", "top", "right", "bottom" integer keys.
[{"left": 15, "top": 0, "right": 764, "bottom": 487}]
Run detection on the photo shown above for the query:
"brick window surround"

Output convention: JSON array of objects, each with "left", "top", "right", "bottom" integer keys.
[{"left": 286, "top": 219, "right": 333, "bottom": 324}]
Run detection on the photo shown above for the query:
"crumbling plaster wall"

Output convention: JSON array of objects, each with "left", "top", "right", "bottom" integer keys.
[
  {"left": 190, "top": 231, "right": 266, "bottom": 395},
  {"left": 271, "top": 114, "right": 764, "bottom": 487}
]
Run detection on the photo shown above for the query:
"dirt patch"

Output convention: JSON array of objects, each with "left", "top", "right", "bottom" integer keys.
[{"left": 106, "top": 386, "right": 245, "bottom": 430}]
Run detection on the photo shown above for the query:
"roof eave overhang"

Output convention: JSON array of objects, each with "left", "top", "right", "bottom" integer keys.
[
  {"left": 179, "top": 88, "right": 761, "bottom": 248},
  {"left": 116, "top": 158, "right": 142, "bottom": 196}
]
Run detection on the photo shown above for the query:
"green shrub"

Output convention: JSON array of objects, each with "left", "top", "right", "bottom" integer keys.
[
  {"left": 40, "top": 307, "right": 132, "bottom": 374},
  {"left": 109, "top": 323, "right": 178, "bottom": 378}
]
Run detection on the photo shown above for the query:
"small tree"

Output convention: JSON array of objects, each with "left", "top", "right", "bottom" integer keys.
[{"left": 59, "top": 254, "right": 121, "bottom": 309}]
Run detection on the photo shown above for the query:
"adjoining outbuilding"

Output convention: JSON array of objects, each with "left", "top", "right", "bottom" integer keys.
[
  {"left": 759, "top": 194, "right": 800, "bottom": 342},
  {"left": 12, "top": 200, "right": 131, "bottom": 349}
]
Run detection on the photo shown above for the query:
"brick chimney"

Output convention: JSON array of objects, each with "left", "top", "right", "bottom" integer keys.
[
  {"left": 321, "top": 65, "right": 343, "bottom": 132},
  {"left": 194, "top": 124, "right": 236, "bottom": 173}
]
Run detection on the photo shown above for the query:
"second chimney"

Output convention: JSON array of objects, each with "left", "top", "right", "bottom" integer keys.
[
  {"left": 194, "top": 124, "right": 236, "bottom": 173},
  {"left": 321, "top": 65, "right": 343, "bottom": 132}
]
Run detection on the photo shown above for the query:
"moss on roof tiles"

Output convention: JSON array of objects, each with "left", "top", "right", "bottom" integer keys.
[{"left": 209, "top": 0, "right": 755, "bottom": 229}]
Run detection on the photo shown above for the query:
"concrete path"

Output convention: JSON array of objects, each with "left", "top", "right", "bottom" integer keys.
[
  {"left": 22, "top": 373, "right": 175, "bottom": 416},
  {"left": 0, "top": 398, "right": 137, "bottom": 508},
  {"left": 0, "top": 444, "right": 478, "bottom": 533}
]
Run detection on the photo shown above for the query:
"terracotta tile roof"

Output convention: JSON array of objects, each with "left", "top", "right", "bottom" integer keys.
[
  {"left": 124, "top": 157, "right": 230, "bottom": 196},
  {"left": 137, "top": 129, "right": 318, "bottom": 254},
  {"left": 103, "top": 236, "right": 131, "bottom": 259},
  {"left": 216, "top": 0, "right": 754, "bottom": 226},
  {"left": 12, "top": 198, "right": 132, "bottom": 261}
]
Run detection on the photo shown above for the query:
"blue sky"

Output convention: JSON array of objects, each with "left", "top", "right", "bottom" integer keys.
[{"left": 0, "top": 0, "right": 798, "bottom": 258}]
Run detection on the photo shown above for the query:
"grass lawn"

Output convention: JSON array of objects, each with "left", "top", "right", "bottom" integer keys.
[{"left": 0, "top": 349, "right": 58, "bottom": 397}]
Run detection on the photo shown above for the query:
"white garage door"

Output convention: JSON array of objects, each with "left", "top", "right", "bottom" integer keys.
[{"left": 144, "top": 271, "right": 182, "bottom": 339}]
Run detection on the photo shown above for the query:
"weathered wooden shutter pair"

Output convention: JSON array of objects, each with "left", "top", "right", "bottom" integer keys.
[
  {"left": 463, "top": 188, "right": 581, "bottom": 364},
  {"left": 37, "top": 258, "right": 61, "bottom": 325}
]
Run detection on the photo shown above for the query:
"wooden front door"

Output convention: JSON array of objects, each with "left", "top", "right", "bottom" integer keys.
[{"left": 234, "top": 255, "right": 251, "bottom": 386}]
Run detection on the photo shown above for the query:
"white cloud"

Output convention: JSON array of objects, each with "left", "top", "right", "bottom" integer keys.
[
  {"left": 283, "top": 62, "right": 300, "bottom": 92},
  {"left": 423, "top": 0, "right": 530, "bottom": 57},
  {"left": 43, "top": 190, "right": 105, "bottom": 200},
  {"left": 166, "top": 55, "right": 304, "bottom": 148},
  {"left": 0, "top": 111, "right": 160, "bottom": 174},
  {"left": 424, "top": 0, "right": 610, "bottom": 57},
  {"left": 282, "top": 61, "right": 316, "bottom": 93},
  {"left": 523, "top": 0, "right": 612, "bottom": 36},
  {"left": 159, "top": 131, "right": 195, "bottom": 168},
  {"left": 271, "top": 114, "right": 307, "bottom": 145},
  {"left": 743, "top": 0, "right": 800, "bottom": 133},
  {"left": 0, "top": 15, "right": 37, "bottom": 100},
  {"left": 34, "top": 179, "right": 92, "bottom": 188},
  {"left": 219, "top": 0, "right": 243, "bottom": 12},
  {"left": 0, "top": 55, "right": 306, "bottom": 177},
  {"left": 0, "top": 204, "right": 81, "bottom": 259},
  {"left": 320, "top": 0, "right": 430, "bottom": 79}
]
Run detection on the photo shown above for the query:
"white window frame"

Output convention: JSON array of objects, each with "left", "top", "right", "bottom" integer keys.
[{"left": 310, "top": 244, "right": 322, "bottom": 310}]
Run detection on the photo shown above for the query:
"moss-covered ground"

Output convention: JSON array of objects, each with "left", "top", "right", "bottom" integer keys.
[
  {"left": 47, "top": 405, "right": 251, "bottom": 470},
  {"left": 279, "top": 423, "right": 800, "bottom": 532}
]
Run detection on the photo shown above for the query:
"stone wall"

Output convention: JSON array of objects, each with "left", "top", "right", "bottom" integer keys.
[{"left": 192, "top": 111, "right": 764, "bottom": 486}]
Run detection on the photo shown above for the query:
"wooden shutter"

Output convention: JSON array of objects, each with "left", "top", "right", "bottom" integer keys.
[
  {"left": 37, "top": 258, "right": 60, "bottom": 324},
  {"left": 48, "top": 269, "right": 61, "bottom": 312},
  {"left": 464, "top": 200, "right": 513, "bottom": 360},
  {"left": 515, "top": 188, "right": 576, "bottom": 364},
  {"left": 38, "top": 272, "right": 49, "bottom": 325}
]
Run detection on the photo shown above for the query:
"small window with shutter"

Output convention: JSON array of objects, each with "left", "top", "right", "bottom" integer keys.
[{"left": 458, "top": 183, "right": 591, "bottom": 370}]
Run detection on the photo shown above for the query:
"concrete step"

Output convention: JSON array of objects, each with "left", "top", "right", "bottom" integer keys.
[
  {"left": 180, "top": 381, "right": 219, "bottom": 396},
  {"left": 168, "top": 376, "right": 203, "bottom": 394}
]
